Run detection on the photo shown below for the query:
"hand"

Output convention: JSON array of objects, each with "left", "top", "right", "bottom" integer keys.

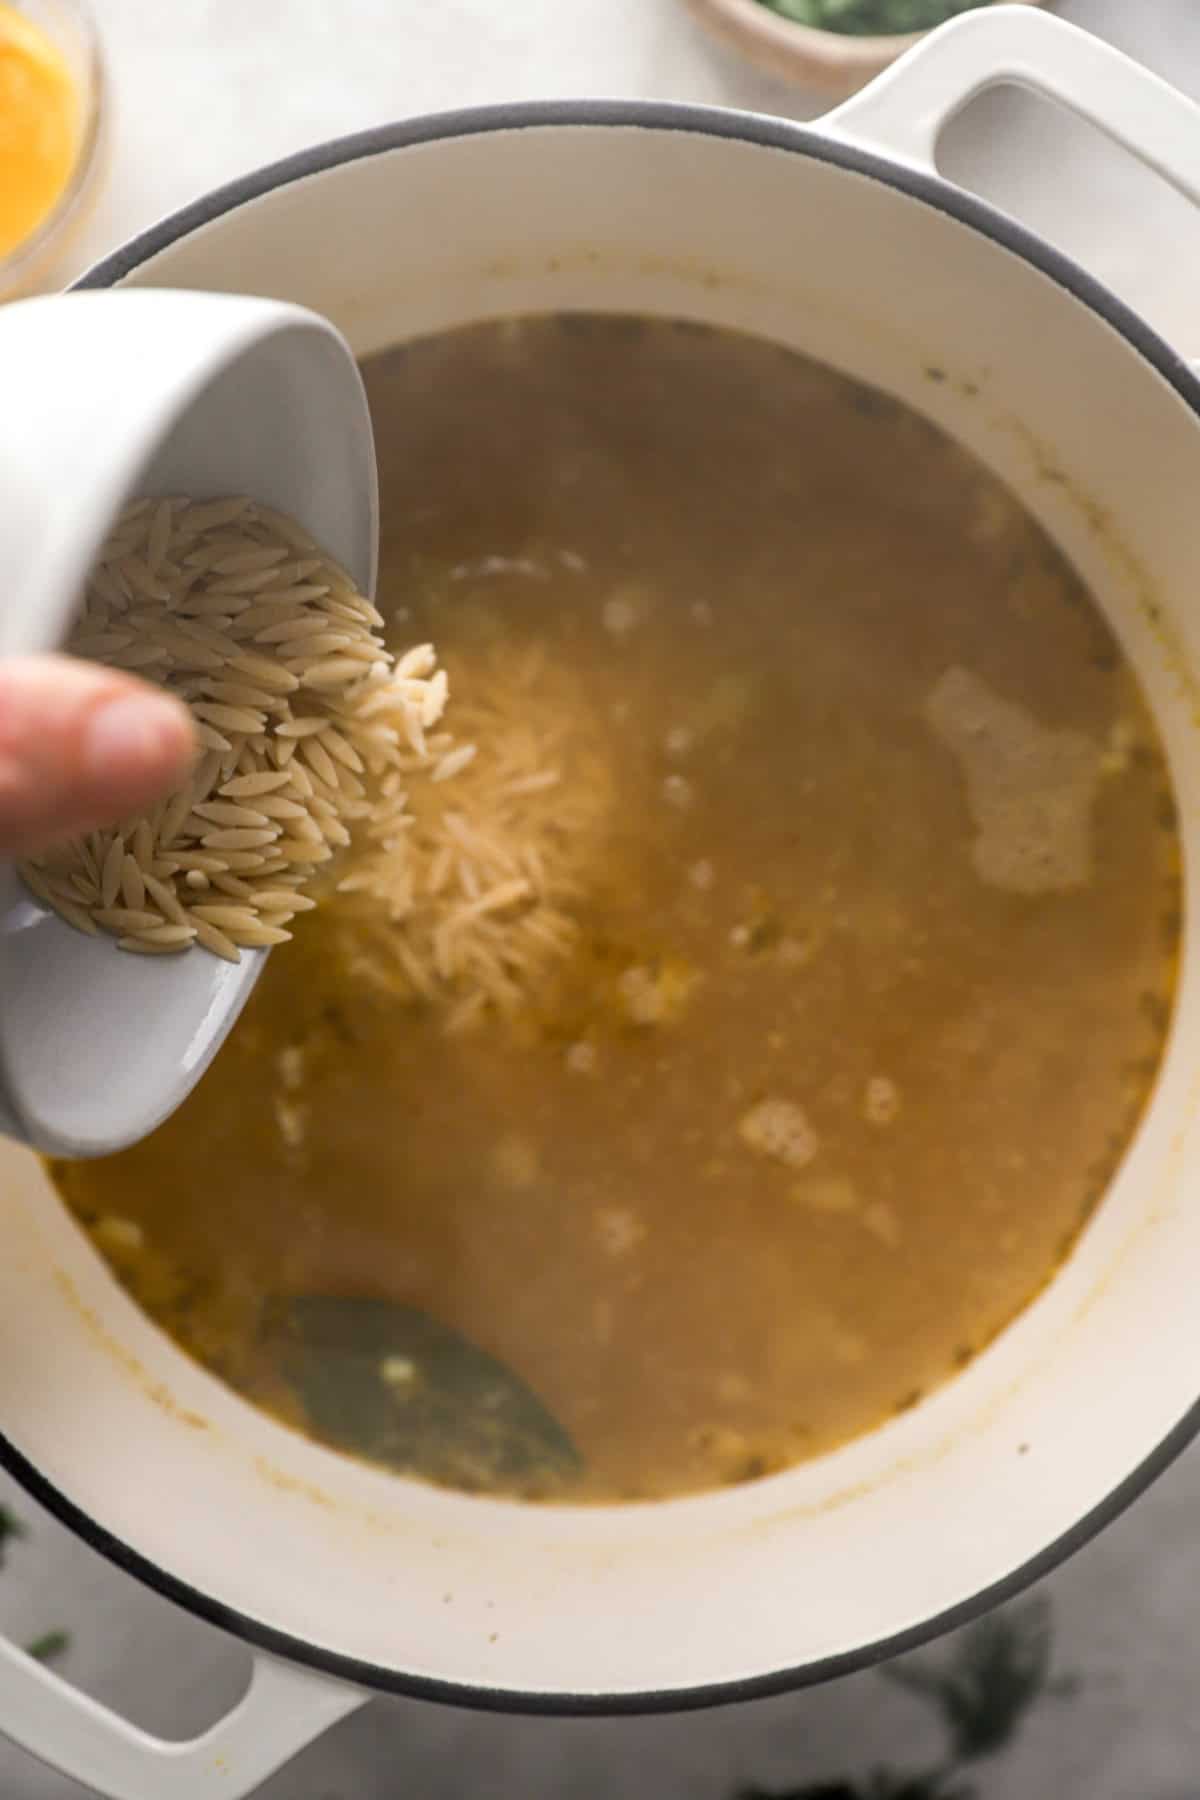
[{"left": 0, "top": 655, "right": 195, "bottom": 856}]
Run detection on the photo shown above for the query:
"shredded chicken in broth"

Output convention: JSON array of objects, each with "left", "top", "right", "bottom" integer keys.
[{"left": 54, "top": 317, "right": 1180, "bottom": 1503}]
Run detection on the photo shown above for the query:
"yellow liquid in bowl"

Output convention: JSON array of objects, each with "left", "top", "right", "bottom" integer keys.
[{"left": 0, "top": 2, "right": 80, "bottom": 261}]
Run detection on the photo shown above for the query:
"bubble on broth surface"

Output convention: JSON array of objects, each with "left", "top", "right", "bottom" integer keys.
[
  {"left": 739, "top": 1097, "right": 819, "bottom": 1171},
  {"left": 924, "top": 665, "right": 1102, "bottom": 895}
]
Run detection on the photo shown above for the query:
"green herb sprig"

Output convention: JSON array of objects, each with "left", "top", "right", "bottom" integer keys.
[{"left": 738, "top": 1597, "right": 1075, "bottom": 1800}]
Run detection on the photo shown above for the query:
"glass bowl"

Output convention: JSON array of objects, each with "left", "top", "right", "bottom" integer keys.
[{"left": 0, "top": 0, "right": 105, "bottom": 298}]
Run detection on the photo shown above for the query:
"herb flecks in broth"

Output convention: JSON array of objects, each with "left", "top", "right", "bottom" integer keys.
[{"left": 53, "top": 316, "right": 1180, "bottom": 1505}]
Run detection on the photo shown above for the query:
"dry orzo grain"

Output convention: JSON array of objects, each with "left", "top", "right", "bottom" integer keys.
[
  {"left": 327, "top": 643, "right": 615, "bottom": 1030},
  {"left": 20, "top": 497, "right": 452, "bottom": 962}
]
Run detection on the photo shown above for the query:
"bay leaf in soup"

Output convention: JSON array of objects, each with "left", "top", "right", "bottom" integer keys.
[{"left": 261, "top": 1295, "right": 582, "bottom": 1495}]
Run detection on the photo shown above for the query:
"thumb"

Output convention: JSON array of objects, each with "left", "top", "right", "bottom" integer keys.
[{"left": 0, "top": 654, "right": 196, "bottom": 856}]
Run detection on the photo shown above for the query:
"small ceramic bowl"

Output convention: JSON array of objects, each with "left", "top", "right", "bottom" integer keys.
[
  {"left": 0, "top": 288, "right": 377, "bottom": 1157},
  {"left": 685, "top": 0, "right": 1047, "bottom": 94},
  {"left": 0, "top": 0, "right": 106, "bottom": 299}
]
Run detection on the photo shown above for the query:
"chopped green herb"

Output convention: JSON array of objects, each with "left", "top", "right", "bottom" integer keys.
[
  {"left": 755, "top": 0, "right": 994, "bottom": 35},
  {"left": 0, "top": 1509, "right": 68, "bottom": 1662},
  {"left": 0, "top": 1505, "right": 24, "bottom": 1568}
]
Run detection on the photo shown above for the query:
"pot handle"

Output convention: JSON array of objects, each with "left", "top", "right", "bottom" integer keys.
[
  {"left": 822, "top": 3, "right": 1200, "bottom": 206},
  {"left": 0, "top": 1632, "right": 366, "bottom": 1799}
]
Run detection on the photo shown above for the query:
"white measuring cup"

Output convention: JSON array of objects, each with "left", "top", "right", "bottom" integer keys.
[{"left": 0, "top": 288, "right": 377, "bottom": 1157}]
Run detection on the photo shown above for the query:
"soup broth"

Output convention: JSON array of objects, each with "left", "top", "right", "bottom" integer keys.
[{"left": 53, "top": 317, "right": 1180, "bottom": 1503}]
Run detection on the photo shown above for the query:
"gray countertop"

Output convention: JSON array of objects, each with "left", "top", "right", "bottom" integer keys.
[{"left": 5, "top": 2, "right": 1200, "bottom": 1793}]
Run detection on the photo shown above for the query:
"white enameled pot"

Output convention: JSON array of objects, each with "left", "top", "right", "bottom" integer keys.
[{"left": 4, "top": 9, "right": 1200, "bottom": 1795}]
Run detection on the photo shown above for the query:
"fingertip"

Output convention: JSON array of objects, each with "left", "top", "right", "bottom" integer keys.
[
  {"left": 0, "top": 658, "right": 197, "bottom": 853},
  {"left": 82, "top": 690, "right": 196, "bottom": 803}
]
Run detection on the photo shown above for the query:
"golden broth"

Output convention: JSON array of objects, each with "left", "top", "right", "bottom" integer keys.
[{"left": 53, "top": 317, "right": 1180, "bottom": 1503}]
